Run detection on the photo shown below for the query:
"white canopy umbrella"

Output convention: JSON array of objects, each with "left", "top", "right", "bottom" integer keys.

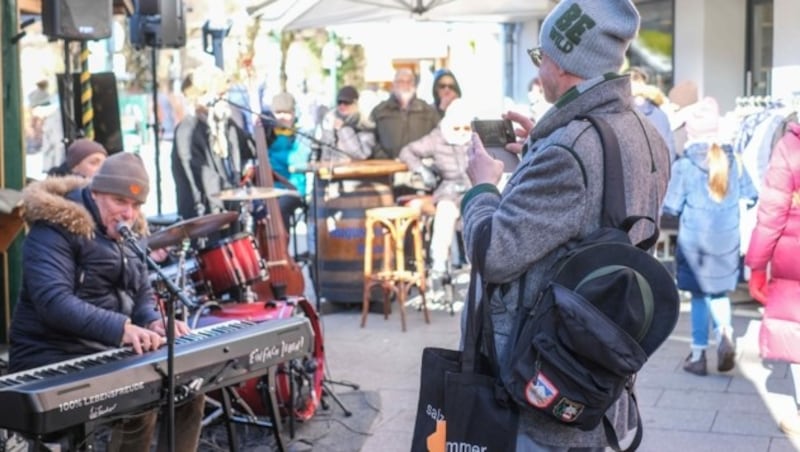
[{"left": 249, "top": 0, "right": 552, "bottom": 30}]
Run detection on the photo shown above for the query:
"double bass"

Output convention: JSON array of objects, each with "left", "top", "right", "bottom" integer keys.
[{"left": 250, "top": 118, "right": 305, "bottom": 300}]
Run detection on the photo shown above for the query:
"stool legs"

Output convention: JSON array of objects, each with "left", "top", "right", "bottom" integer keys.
[
  {"left": 361, "top": 218, "right": 375, "bottom": 328},
  {"left": 361, "top": 208, "right": 429, "bottom": 331},
  {"left": 410, "top": 217, "right": 429, "bottom": 325}
]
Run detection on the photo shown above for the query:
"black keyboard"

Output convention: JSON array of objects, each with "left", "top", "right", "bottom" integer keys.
[{"left": 0, "top": 317, "right": 313, "bottom": 436}]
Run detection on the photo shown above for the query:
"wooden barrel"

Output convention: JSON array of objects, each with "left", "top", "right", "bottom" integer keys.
[{"left": 316, "top": 179, "right": 394, "bottom": 303}]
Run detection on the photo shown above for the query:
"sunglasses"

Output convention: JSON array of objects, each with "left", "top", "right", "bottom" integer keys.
[
  {"left": 527, "top": 47, "right": 543, "bottom": 67},
  {"left": 337, "top": 99, "right": 354, "bottom": 106},
  {"left": 437, "top": 83, "right": 456, "bottom": 91}
]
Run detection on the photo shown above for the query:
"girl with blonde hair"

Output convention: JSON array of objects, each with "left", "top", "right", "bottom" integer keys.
[{"left": 662, "top": 97, "right": 758, "bottom": 376}]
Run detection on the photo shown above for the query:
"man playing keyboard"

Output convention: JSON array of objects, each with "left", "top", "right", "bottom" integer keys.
[{"left": 9, "top": 152, "right": 204, "bottom": 451}]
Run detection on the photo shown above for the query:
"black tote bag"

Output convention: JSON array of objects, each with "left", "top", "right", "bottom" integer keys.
[{"left": 410, "top": 253, "right": 518, "bottom": 452}]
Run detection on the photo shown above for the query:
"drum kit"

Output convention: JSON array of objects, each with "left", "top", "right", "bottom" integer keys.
[{"left": 145, "top": 186, "right": 336, "bottom": 429}]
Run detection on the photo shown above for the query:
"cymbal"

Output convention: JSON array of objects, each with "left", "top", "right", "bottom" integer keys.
[
  {"left": 215, "top": 186, "right": 299, "bottom": 201},
  {"left": 147, "top": 211, "right": 239, "bottom": 249}
]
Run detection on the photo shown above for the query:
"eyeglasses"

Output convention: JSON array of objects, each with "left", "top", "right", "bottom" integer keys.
[
  {"left": 527, "top": 47, "right": 543, "bottom": 67},
  {"left": 337, "top": 99, "right": 354, "bottom": 106},
  {"left": 437, "top": 83, "right": 456, "bottom": 91}
]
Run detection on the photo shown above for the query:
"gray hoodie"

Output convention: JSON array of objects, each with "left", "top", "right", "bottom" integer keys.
[{"left": 461, "top": 74, "right": 671, "bottom": 447}]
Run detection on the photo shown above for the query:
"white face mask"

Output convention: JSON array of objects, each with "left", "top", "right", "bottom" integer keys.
[{"left": 442, "top": 124, "right": 471, "bottom": 146}]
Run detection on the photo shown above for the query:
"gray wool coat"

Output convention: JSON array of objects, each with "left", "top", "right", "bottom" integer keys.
[{"left": 460, "top": 74, "right": 671, "bottom": 448}]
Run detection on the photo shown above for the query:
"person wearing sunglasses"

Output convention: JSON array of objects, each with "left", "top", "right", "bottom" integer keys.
[
  {"left": 460, "top": 1, "right": 672, "bottom": 450},
  {"left": 431, "top": 69, "right": 462, "bottom": 117},
  {"left": 318, "top": 85, "right": 375, "bottom": 162}
]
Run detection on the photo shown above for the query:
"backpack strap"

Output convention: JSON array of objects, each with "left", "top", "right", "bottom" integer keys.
[
  {"left": 578, "top": 114, "right": 626, "bottom": 228},
  {"left": 581, "top": 115, "right": 660, "bottom": 249},
  {"left": 603, "top": 382, "right": 643, "bottom": 452},
  {"left": 621, "top": 215, "right": 659, "bottom": 251}
]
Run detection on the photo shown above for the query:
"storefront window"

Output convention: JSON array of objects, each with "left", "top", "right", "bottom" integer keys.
[
  {"left": 746, "top": 0, "right": 773, "bottom": 96},
  {"left": 628, "top": 0, "right": 674, "bottom": 93}
]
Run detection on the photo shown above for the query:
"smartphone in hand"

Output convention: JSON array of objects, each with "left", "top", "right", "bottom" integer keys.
[{"left": 471, "top": 119, "right": 519, "bottom": 172}]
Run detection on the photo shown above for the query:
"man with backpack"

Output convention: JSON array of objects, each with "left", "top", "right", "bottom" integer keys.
[{"left": 461, "top": 0, "right": 672, "bottom": 450}]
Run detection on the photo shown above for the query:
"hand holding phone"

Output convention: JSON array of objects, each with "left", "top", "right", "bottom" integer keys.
[
  {"left": 471, "top": 119, "right": 519, "bottom": 172},
  {"left": 471, "top": 119, "right": 515, "bottom": 147}
]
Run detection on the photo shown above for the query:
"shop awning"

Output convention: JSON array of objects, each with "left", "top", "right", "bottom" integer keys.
[{"left": 249, "top": 0, "right": 550, "bottom": 30}]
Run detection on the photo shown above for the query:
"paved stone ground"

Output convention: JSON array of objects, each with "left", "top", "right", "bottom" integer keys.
[{"left": 319, "top": 278, "right": 800, "bottom": 452}]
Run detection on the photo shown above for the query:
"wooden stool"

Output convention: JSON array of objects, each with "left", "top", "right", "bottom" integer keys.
[{"left": 361, "top": 206, "right": 429, "bottom": 331}]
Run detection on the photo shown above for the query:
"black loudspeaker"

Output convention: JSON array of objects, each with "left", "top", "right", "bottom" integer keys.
[
  {"left": 42, "top": 0, "right": 112, "bottom": 41},
  {"left": 57, "top": 72, "right": 124, "bottom": 154},
  {"left": 130, "top": 0, "right": 186, "bottom": 49}
]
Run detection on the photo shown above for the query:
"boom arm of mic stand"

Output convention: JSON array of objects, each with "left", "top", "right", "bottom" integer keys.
[{"left": 221, "top": 97, "right": 348, "bottom": 159}]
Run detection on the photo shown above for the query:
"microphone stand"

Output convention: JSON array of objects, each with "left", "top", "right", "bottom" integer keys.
[{"left": 120, "top": 230, "right": 197, "bottom": 452}]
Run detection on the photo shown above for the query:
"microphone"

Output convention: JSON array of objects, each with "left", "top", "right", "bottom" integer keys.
[{"left": 116, "top": 222, "right": 136, "bottom": 242}]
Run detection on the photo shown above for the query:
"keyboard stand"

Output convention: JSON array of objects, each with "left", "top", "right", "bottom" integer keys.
[
  {"left": 220, "top": 389, "right": 240, "bottom": 452},
  {"left": 204, "top": 366, "right": 287, "bottom": 451},
  {"left": 260, "top": 367, "right": 287, "bottom": 452}
]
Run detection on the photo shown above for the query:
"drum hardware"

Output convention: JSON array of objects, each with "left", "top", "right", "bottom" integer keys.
[
  {"left": 147, "top": 211, "right": 240, "bottom": 250},
  {"left": 191, "top": 298, "right": 331, "bottom": 436}
]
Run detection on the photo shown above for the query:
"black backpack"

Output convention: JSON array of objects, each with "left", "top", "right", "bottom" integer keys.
[{"left": 482, "top": 115, "right": 680, "bottom": 451}]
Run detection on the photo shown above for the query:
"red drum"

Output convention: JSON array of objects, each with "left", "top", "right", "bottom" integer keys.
[
  {"left": 196, "top": 233, "right": 266, "bottom": 296},
  {"left": 193, "top": 297, "right": 324, "bottom": 421}
]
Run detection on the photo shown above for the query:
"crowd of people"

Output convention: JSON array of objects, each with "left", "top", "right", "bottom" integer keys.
[{"left": 7, "top": 0, "right": 800, "bottom": 448}]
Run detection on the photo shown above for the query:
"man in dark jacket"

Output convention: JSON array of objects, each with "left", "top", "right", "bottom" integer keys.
[
  {"left": 10, "top": 152, "right": 204, "bottom": 451},
  {"left": 369, "top": 68, "right": 440, "bottom": 160},
  {"left": 172, "top": 69, "right": 234, "bottom": 221}
]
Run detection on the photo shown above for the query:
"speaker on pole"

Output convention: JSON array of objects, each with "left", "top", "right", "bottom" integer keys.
[
  {"left": 42, "top": 0, "right": 112, "bottom": 41},
  {"left": 57, "top": 72, "right": 123, "bottom": 154},
  {"left": 130, "top": 0, "right": 186, "bottom": 49}
]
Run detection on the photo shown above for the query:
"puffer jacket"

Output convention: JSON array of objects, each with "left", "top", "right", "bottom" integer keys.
[
  {"left": 318, "top": 109, "right": 375, "bottom": 162},
  {"left": 663, "top": 142, "right": 757, "bottom": 294},
  {"left": 460, "top": 74, "right": 671, "bottom": 448},
  {"left": 745, "top": 123, "right": 800, "bottom": 362},
  {"left": 398, "top": 127, "right": 471, "bottom": 203},
  {"left": 368, "top": 95, "right": 440, "bottom": 160},
  {"left": 9, "top": 176, "right": 159, "bottom": 372}
]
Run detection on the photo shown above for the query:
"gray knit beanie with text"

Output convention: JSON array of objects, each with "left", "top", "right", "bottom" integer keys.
[{"left": 539, "top": 0, "right": 640, "bottom": 80}]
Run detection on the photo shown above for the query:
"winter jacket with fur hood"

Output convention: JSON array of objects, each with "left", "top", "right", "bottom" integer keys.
[
  {"left": 461, "top": 75, "right": 671, "bottom": 447},
  {"left": 9, "top": 176, "right": 159, "bottom": 372}
]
